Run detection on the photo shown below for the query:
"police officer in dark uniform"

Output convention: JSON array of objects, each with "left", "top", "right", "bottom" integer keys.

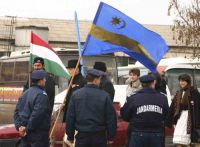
[
  {"left": 63, "top": 59, "right": 86, "bottom": 122},
  {"left": 14, "top": 87, "right": 31, "bottom": 146},
  {"left": 18, "top": 70, "right": 51, "bottom": 147},
  {"left": 120, "top": 74, "right": 169, "bottom": 147},
  {"left": 66, "top": 69, "right": 117, "bottom": 147},
  {"left": 24, "top": 57, "right": 56, "bottom": 113},
  {"left": 93, "top": 62, "right": 115, "bottom": 101}
]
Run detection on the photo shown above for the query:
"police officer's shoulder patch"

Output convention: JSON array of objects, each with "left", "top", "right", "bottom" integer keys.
[
  {"left": 159, "top": 92, "right": 167, "bottom": 97},
  {"left": 42, "top": 91, "right": 47, "bottom": 96},
  {"left": 127, "top": 91, "right": 137, "bottom": 98}
]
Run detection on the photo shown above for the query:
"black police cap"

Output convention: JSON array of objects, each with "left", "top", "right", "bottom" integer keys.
[
  {"left": 87, "top": 69, "right": 104, "bottom": 77},
  {"left": 139, "top": 75, "right": 156, "bottom": 83},
  {"left": 31, "top": 70, "right": 47, "bottom": 80}
]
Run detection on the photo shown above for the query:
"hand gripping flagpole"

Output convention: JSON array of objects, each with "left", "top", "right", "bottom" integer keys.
[
  {"left": 49, "top": 11, "right": 85, "bottom": 145},
  {"left": 49, "top": 57, "right": 82, "bottom": 140}
]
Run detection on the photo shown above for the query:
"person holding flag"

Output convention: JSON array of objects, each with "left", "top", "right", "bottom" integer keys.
[
  {"left": 62, "top": 59, "right": 86, "bottom": 146},
  {"left": 24, "top": 57, "right": 56, "bottom": 113},
  {"left": 14, "top": 32, "right": 70, "bottom": 146},
  {"left": 63, "top": 59, "right": 86, "bottom": 122},
  {"left": 24, "top": 32, "right": 70, "bottom": 113}
]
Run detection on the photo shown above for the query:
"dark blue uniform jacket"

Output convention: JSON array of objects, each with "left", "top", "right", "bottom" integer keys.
[
  {"left": 24, "top": 73, "right": 55, "bottom": 113},
  {"left": 20, "top": 85, "right": 51, "bottom": 133},
  {"left": 120, "top": 88, "right": 169, "bottom": 133},
  {"left": 66, "top": 84, "right": 117, "bottom": 141},
  {"left": 14, "top": 90, "right": 29, "bottom": 131}
]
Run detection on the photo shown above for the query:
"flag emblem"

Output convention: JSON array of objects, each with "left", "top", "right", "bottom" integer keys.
[{"left": 83, "top": 2, "right": 169, "bottom": 73}]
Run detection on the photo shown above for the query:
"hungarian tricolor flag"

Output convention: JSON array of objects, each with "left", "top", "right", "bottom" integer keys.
[{"left": 30, "top": 32, "right": 70, "bottom": 79}]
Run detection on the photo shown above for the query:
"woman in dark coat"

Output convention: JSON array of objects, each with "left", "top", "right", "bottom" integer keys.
[{"left": 166, "top": 74, "right": 200, "bottom": 146}]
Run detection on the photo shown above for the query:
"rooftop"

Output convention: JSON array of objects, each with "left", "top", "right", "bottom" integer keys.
[{"left": 0, "top": 17, "right": 182, "bottom": 46}]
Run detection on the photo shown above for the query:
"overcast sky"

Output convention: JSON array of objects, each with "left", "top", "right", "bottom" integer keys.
[{"left": 0, "top": 0, "right": 189, "bottom": 25}]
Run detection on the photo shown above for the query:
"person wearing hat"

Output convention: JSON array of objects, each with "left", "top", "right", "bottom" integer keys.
[
  {"left": 66, "top": 69, "right": 117, "bottom": 147},
  {"left": 149, "top": 71, "right": 167, "bottom": 95},
  {"left": 63, "top": 59, "right": 86, "bottom": 122},
  {"left": 14, "top": 70, "right": 51, "bottom": 147},
  {"left": 23, "top": 57, "right": 56, "bottom": 114},
  {"left": 120, "top": 74, "right": 169, "bottom": 147},
  {"left": 93, "top": 61, "right": 115, "bottom": 101}
]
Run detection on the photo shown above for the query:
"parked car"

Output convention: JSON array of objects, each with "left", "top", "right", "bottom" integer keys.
[{"left": 0, "top": 86, "right": 128, "bottom": 147}]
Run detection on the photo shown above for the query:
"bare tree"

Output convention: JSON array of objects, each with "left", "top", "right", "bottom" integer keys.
[{"left": 168, "top": 0, "right": 200, "bottom": 58}]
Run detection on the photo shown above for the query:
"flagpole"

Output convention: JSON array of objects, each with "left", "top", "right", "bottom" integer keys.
[
  {"left": 49, "top": 56, "right": 82, "bottom": 139},
  {"left": 50, "top": 11, "right": 86, "bottom": 143},
  {"left": 29, "top": 31, "right": 33, "bottom": 88},
  {"left": 75, "top": 11, "right": 84, "bottom": 76},
  {"left": 114, "top": 56, "right": 119, "bottom": 84}
]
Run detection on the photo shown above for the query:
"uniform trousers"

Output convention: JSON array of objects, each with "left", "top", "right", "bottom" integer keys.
[
  {"left": 20, "top": 131, "right": 49, "bottom": 147},
  {"left": 75, "top": 131, "right": 107, "bottom": 147},
  {"left": 129, "top": 132, "right": 164, "bottom": 147}
]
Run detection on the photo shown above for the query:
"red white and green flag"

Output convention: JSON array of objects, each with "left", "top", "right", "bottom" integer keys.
[{"left": 30, "top": 32, "right": 70, "bottom": 79}]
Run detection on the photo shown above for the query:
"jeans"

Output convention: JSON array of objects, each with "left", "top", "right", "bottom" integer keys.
[{"left": 129, "top": 132, "right": 164, "bottom": 147}]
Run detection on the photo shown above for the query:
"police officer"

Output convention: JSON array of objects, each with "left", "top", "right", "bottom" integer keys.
[
  {"left": 14, "top": 87, "right": 31, "bottom": 146},
  {"left": 19, "top": 70, "right": 51, "bottom": 147},
  {"left": 120, "top": 74, "right": 169, "bottom": 147},
  {"left": 93, "top": 62, "right": 115, "bottom": 101},
  {"left": 24, "top": 57, "right": 56, "bottom": 113},
  {"left": 63, "top": 59, "right": 86, "bottom": 122},
  {"left": 66, "top": 69, "right": 117, "bottom": 147}
]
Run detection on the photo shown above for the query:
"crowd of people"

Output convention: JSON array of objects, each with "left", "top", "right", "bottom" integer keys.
[{"left": 13, "top": 57, "right": 200, "bottom": 147}]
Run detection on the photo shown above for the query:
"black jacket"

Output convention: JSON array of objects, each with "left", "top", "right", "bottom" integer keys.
[
  {"left": 120, "top": 88, "right": 169, "bottom": 133},
  {"left": 66, "top": 84, "right": 117, "bottom": 141},
  {"left": 166, "top": 88, "right": 200, "bottom": 142},
  {"left": 20, "top": 85, "right": 51, "bottom": 133},
  {"left": 155, "top": 73, "right": 167, "bottom": 94},
  {"left": 24, "top": 73, "right": 56, "bottom": 113},
  {"left": 63, "top": 73, "right": 86, "bottom": 121},
  {"left": 100, "top": 75, "right": 115, "bottom": 101}
]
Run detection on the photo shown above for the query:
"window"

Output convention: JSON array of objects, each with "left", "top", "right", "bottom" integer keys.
[
  {"left": 0, "top": 62, "right": 14, "bottom": 81},
  {"left": 13, "top": 61, "right": 29, "bottom": 81},
  {"left": 165, "top": 68, "right": 200, "bottom": 96}
]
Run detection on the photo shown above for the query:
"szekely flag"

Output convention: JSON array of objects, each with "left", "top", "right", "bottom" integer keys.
[
  {"left": 30, "top": 32, "right": 70, "bottom": 79},
  {"left": 83, "top": 2, "right": 169, "bottom": 73}
]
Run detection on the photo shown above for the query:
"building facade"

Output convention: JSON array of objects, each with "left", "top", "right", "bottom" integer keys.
[{"left": 0, "top": 16, "right": 199, "bottom": 61}]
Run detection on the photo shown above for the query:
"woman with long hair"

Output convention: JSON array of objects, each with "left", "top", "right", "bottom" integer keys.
[{"left": 166, "top": 74, "right": 200, "bottom": 147}]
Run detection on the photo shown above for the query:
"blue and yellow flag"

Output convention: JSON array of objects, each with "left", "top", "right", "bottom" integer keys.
[{"left": 83, "top": 2, "right": 169, "bottom": 73}]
